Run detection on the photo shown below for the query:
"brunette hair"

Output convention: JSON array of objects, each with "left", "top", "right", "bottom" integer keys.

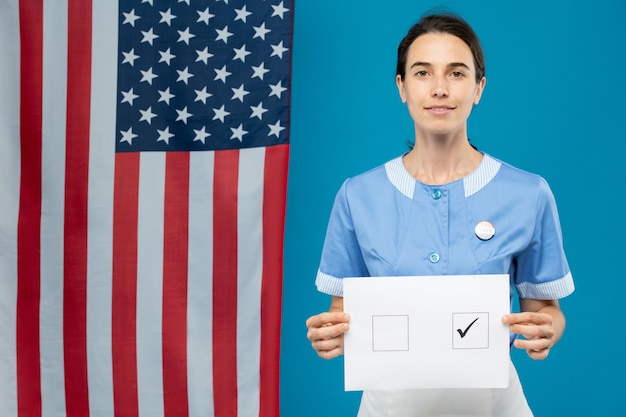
[{"left": 396, "top": 12, "right": 486, "bottom": 83}]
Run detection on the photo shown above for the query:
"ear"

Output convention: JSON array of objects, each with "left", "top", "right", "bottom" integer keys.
[
  {"left": 396, "top": 74, "right": 407, "bottom": 103},
  {"left": 474, "top": 77, "right": 486, "bottom": 105}
]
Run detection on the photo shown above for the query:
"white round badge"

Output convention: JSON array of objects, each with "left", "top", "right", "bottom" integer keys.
[{"left": 475, "top": 221, "right": 495, "bottom": 241}]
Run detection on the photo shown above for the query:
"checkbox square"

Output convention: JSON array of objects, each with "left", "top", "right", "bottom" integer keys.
[
  {"left": 372, "top": 315, "right": 409, "bottom": 352},
  {"left": 453, "top": 312, "right": 489, "bottom": 349}
]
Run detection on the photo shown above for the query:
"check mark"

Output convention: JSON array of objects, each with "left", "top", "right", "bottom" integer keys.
[{"left": 456, "top": 317, "right": 479, "bottom": 338}]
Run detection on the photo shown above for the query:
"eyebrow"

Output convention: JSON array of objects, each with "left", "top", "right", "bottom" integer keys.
[{"left": 409, "top": 62, "right": 471, "bottom": 70}]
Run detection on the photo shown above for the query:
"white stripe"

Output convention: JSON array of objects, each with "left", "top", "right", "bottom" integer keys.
[
  {"left": 385, "top": 156, "right": 414, "bottom": 199},
  {"left": 87, "top": 2, "right": 118, "bottom": 416},
  {"left": 237, "top": 147, "right": 264, "bottom": 416},
  {"left": 40, "top": 2, "right": 68, "bottom": 416},
  {"left": 0, "top": 1, "right": 20, "bottom": 415},
  {"left": 516, "top": 272, "right": 575, "bottom": 300},
  {"left": 187, "top": 151, "right": 215, "bottom": 417},
  {"left": 464, "top": 154, "right": 501, "bottom": 197},
  {"left": 136, "top": 153, "right": 165, "bottom": 417}
]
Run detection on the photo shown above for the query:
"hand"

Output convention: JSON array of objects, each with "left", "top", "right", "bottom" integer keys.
[
  {"left": 502, "top": 312, "right": 555, "bottom": 360},
  {"left": 306, "top": 312, "right": 350, "bottom": 360}
]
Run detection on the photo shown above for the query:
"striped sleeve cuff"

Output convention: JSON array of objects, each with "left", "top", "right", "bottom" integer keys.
[
  {"left": 315, "top": 270, "right": 344, "bottom": 296},
  {"left": 516, "top": 272, "right": 575, "bottom": 300}
]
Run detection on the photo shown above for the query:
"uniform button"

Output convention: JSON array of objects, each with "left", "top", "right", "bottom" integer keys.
[
  {"left": 429, "top": 252, "right": 440, "bottom": 263},
  {"left": 432, "top": 189, "right": 442, "bottom": 200}
]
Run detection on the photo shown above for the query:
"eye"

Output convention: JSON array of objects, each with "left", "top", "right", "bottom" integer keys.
[
  {"left": 451, "top": 71, "right": 465, "bottom": 78},
  {"left": 414, "top": 70, "right": 429, "bottom": 78}
]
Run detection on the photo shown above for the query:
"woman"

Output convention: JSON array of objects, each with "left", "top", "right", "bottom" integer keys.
[{"left": 305, "top": 11, "right": 575, "bottom": 417}]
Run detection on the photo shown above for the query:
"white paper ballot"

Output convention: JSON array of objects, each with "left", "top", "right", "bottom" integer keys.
[{"left": 343, "top": 274, "right": 510, "bottom": 391}]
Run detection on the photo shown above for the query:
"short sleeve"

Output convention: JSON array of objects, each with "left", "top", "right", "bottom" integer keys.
[
  {"left": 514, "top": 177, "right": 575, "bottom": 300},
  {"left": 315, "top": 179, "right": 368, "bottom": 296}
]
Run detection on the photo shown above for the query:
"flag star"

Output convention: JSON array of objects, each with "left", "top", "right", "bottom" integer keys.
[
  {"left": 268, "top": 120, "right": 285, "bottom": 137},
  {"left": 271, "top": 1, "right": 290, "bottom": 19},
  {"left": 121, "top": 88, "right": 139, "bottom": 105},
  {"left": 213, "top": 65, "right": 232, "bottom": 83},
  {"left": 193, "top": 126, "right": 211, "bottom": 144},
  {"left": 176, "top": 66, "right": 194, "bottom": 84},
  {"left": 178, "top": 27, "right": 195, "bottom": 45},
  {"left": 250, "top": 102, "right": 268, "bottom": 120},
  {"left": 157, "top": 126, "right": 174, "bottom": 144},
  {"left": 122, "top": 9, "right": 140, "bottom": 27},
  {"left": 230, "top": 123, "right": 248, "bottom": 142},
  {"left": 141, "top": 0, "right": 153, "bottom": 5},
  {"left": 196, "top": 47, "right": 214, "bottom": 64},
  {"left": 212, "top": 105, "right": 230, "bottom": 123},
  {"left": 158, "top": 87, "right": 175, "bottom": 104},
  {"left": 269, "top": 80, "right": 287, "bottom": 98},
  {"left": 217, "top": 0, "right": 229, "bottom": 3},
  {"left": 141, "top": 28, "right": 159, "bottom": 45},
  {"left": 159, "top": 8, "right": 176, "bottom": 26},
  {"left": 197, "top": 7, "right": 215, "bottom": 25},
  {"left": 194, "top": 86, "right": 213, "bottom": 104},
  {"left": 233, "top": 44, "right": 251, "bottom": 63},
  {"left": 140, "top": 67, "right": 158, "bottom": 85},
  {"left": 120, "top": 127, "right": 138, "bottom": 145},
  {"left": 158, "top": 48, "right": 176, "bottom": 65},
  {"left": 176, "top": 106, "right": 193, "bottom": 124},
  {"left": 253, "top": 22, "right": 271, "bottom": 40},
  {"left": 270, "top": 41, "right": 289, "bottom": 59},
  {"left": 139, "top": 106, "right": 157, "bottom": 124},
  {"left": 178, "top": 0, "right": 190, "bottom": 5},
  {"left": 122, "top": 48, "right": 139, "bottom": 66},
  {"left": 231, "top": 84, "right": 249, "bottom": 103},
  {"left": 251, "top": 62, "right": 270, "bottom": 80},
  {"left": 234, "top": 5, "right": 252, "bottom": 23},
  {"left": 215, "top": 25, "right": 234, "bottom": 44}
]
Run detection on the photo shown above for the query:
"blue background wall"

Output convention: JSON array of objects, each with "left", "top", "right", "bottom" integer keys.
[{"left": 282, "top": 0, "right": 626, "bottom": 415}]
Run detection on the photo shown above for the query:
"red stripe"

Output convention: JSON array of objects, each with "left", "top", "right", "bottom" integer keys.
[
  {"left": 162, "top": 152, "right": 190, "bottom": 417},
  {"left": 259, "top": 144, "right": 289, "bottom": 417},
  {"left": 16, "top": 1, "right": 43, "bottom": 416},
  {"left": 112, "top": 153, "right": 140, "bottom": 417},
  {"left": 63, "top": 2, "right": 92, "bottom": 416},
  {"left": 212, "top": 150, "right": 240, "bottom": 417}
]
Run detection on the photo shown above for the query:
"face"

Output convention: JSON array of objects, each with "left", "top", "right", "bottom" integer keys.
[{"left": 396, "top": 32, "right": 486, "bottom": 137}]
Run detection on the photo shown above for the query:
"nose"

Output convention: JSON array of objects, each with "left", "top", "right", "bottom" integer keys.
[{"left": 431, "top": 75, "right": 448, "bottom": 97}]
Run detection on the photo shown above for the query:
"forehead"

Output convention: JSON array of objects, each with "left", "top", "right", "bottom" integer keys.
[{"left": 407, "top": 32, "right": 474, "bottom": 68}]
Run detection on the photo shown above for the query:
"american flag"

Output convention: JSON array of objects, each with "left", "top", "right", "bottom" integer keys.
[{"left": 0, "top": 1, "right": 292, "bottom": 417}]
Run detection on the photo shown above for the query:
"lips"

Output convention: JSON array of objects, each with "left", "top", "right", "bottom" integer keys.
[{"left": 425, "top": 106, "right": 455, "bottom": 111}]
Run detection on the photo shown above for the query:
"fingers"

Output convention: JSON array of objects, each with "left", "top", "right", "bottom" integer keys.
[
  {"left": 502, "top": 312, "right": 553, "bottom": 326},
  {"left": 513, "top": 337, "right": 552, "bottom": 360},
  {"left": 305, "top": 312, "right": 349, "bottom": 330},
  {"left": 306, "top": 312, "right": 350, "bottom": 360},
  {"left": 503, "top": 312, "right": 554, "bottom": 360}
]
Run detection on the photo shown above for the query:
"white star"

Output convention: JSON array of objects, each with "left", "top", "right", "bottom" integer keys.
[
  {"left": 141, "top": 0, "right": 153, "bottom": 5},
  {"left": 120, "top": 127, "right": 138, "bottom": 145},
  {"left": 231, "top": 84, "right": 249, "bottom": 103},
  {"left": 194, "top": 86, "right": 212, "bottom": 104},
  {"left": 141, "top": 28, "right": 158, "bottom": 45},
  {"left": 193, "top": 126, "right": 211, "bottom": 144},
  {"left": 158, "top": 87, "right": 175, "bottom": 105},
  {"left": 157, "top": 126, "right": 174, "bottom": 144},
  {"left": 197, "top": 7, "right": 215, "bottom": 25},
  {"left": 215, "top": 26, "right": 233, "bottom": 44},
  {"left": 139, "top": 106, "right": 157, "bottom": 124},
  {"left": 121, "top": 88, "right": 139, "bottom": 105},
  {"left": 269, "top": 80, "right": 287, "bottom": 99},
  {"left": 176, "top": 107, "right": 193, "bottom": 124},
  {"left": 140, "top": 67, "right": 158, "bottom": 85},
  {"left": 196, "top": 47, "right": 214, "bottom": 64},
  {"left": 122, "top": 9, "right": 140, "bottom": 27},
  {"left": 234, "top": 5, "right": 252, "bottom": 23},
  {"left": 270, "top": 41, "right": 288, "bottom": 59},
  {"left": 253, "top": 22, "right": 271, "bottom": 40},
  {"left": 217, "top": 0, "right": 229, "bottom": 3},
  {"left": 213, "top": 65, "right": 232, "bottom": 83},
  {"left": 250, "top": 102, "right": 268, "bottom": 120},
  {"left": 268, "top": 120, "right": 285, "bottom": 138},
  {"left": 159, "top": 8, "right": 176, "bottom": 26},
  {"left": 251, "top": 62, "right": 270, "bottom": 80},
  {"left": 230, "top": 123, "right": 248, "bottom": 142},
  {"left": 212, "top": 105, "right": 230, "bottom": 123},
  {"left": 178, "top": 0, "right": 190, "bottom": 4},
  {"left": 233, "top": 44, "right": 251, "bottom": 63},
  {"left": 271, "top": 1, "right": 290, "bottom": 19},
  {"left": 178, "top": 27, "right": 195, "bottom": 45},
  {"left": 159, "top": 48, "right": 176, "bottom": 65},
  {"left": 176, "top": 67, "right": 194, "bottom": 84},
  {"left": 122, "top": 48, "right": 139, "bottom": 66}
]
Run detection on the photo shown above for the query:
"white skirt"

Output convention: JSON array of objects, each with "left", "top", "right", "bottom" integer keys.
[{"left": 357, "top": 360, "right": 533, "bottom": 417}]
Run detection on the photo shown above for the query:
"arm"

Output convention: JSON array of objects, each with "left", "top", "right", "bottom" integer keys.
[
  {"left": 305, "top": 296, "right": 349, "bottom": 360},
  {"left": 502, "top": 298, "right": 566, "bottom": 360}
]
